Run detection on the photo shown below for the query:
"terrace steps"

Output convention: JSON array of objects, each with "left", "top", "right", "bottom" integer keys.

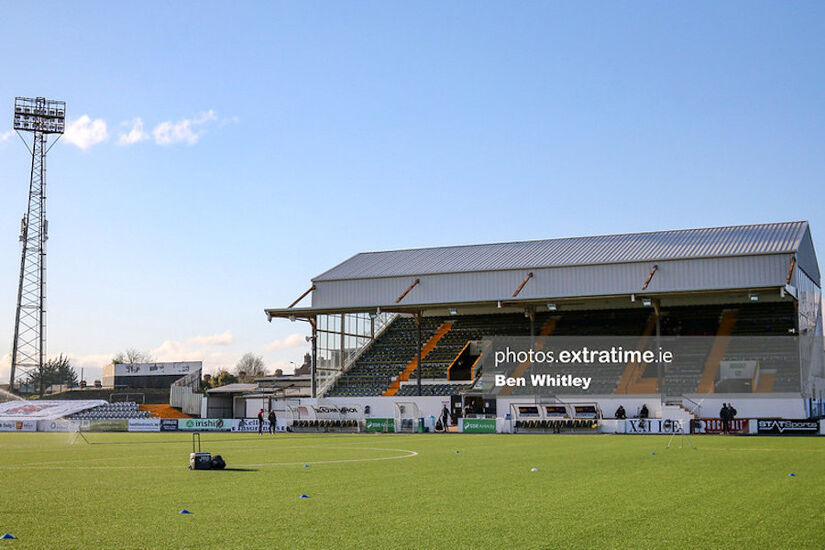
[
  {"left": 498, "top": 317, "right": 559, "bottom": 397},
  {"left": 755, "top": 372, "right": 776, "bottom": 393},
  {"left": 383, "top": 321, "right": 453, "bottom": 396},
  {"left": 140, "top": 404, "right": 191, "bottom": 419},
  {"left": 616, "top": 314, "right": 657, "bottom": 394},
  {"left": 696, "top": 310, "right": 738, "bottom": 393}
]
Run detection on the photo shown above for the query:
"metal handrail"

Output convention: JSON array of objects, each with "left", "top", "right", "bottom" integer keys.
[{"left": 317, "top": 313, "right": 399, "bottom": 396}]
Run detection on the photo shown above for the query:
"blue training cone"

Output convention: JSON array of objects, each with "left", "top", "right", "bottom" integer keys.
[
  {"left": 455, "top": 450, "right": 460, "bottom": 454},
  {"left": 179, "top": 509, "right": 192, "bottom": 514},
  {"left": 788, "top": 473, "right": 796, "bottom": 477},
  {"left": 1, "top": 534, "right": 16, "bottom": 539},
  {"left": 304, "top": 464, "right": 310, "bottom": 468},
  {"left": 650, "top": 452, "right": 655, "bottom": 455},
  {"left": 300, "top": 494, "right": 310, "bottom": 498}
]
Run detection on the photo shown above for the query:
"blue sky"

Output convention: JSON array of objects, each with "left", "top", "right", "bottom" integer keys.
[{"left": 0, "top": 2, "right": 823, "bottom": 382}]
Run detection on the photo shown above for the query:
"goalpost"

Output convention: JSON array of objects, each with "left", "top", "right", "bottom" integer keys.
[{"left": 394, "top": 402, "right": 420, "bottom": 433}]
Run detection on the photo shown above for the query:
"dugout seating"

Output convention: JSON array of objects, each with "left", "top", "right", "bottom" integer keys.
[
  {"left": 514, "top": 418, "right": 598, "bottom": 432},
  {"left": 291, "top": 419, "right": 360, "bottom": 432}
]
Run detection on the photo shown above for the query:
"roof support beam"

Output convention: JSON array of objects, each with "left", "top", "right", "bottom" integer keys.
[
  {"left": 786, "top": 257, "right": 795, "bottom": 285},
  {"left": 641, "top": 264, "right": 659, "bottom": 291},
  {"left": 288, "top": 285, "right": 316, "bottom": 309},
  {"left": 512, "top": 272, "right": 534, "bottom": 298},
  {"left": 395, "top": 279, "right": 420, "bottom": 303}
]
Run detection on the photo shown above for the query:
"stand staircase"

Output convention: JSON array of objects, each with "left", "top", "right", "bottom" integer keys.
[
  {"left": 382, "top": 321, "right": 454, "bottom": 396},
  {"left": 617, "top": 314, "right": 657, "bottom": 394},
  {"left": 696, "top": 309, "right": 738, "bottom": 393},
  {"left": 499, "top": 317, "right": 559, "bottom": 397}
]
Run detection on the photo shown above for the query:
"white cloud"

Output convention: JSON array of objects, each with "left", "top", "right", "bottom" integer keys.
[
  {"left": 63, "top": 115, "right": 109, "bottom": 150},
  {"left": 117, "top": 118, "right": 149, "bottom": 146},
  {"left": 65, "top": 353, "right": 113, "bottom": 383},
  {"left": 150, "top": 330, "right": 240, "bottom": 374},
  {"left": 0, "top": 129, "right": 13, "bottom": 142},
  {"left": 152, "top": 110, "right": 217, "bottom": 146},
  {"left": 189, "top": 331, "right": 233, "bottom": 347},
  {"left": 151, "top": 339, "right": 237, "bottom": 374},
  {"left": 265, "top": 333, "right": 308, "bottom": 352},
  {"left": 0, "top": 353, "right": 10, "bottom": 385}
]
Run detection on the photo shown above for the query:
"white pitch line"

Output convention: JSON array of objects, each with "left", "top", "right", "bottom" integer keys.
[
  {"left": 8, "top": 444, "right": 372, "bottom": 467},
  {"left": 237, "top": 447, "right": 419, "bottom": 467},
  {"left": 695, "top": 447, "right": 825, "bottom": 454},
  {"left": 0, "top": 446, "right": 419, "bottom": 470}
]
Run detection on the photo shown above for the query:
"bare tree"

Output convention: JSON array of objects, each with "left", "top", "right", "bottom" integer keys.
[
  {"left": 234, "top": 353, "right": 267, "bottom": 382},
  {"left": 112, "top": 348, "right": 154, "bottom": 364}
]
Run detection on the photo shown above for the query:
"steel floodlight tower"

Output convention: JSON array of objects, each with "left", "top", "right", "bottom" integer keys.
[{"left": 9, "top": 97, "right": 65, "bottom": 393}]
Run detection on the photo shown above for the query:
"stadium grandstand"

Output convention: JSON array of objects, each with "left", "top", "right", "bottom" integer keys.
[{"left": 265, "top": 221, "right": 823, "bottom": 422}]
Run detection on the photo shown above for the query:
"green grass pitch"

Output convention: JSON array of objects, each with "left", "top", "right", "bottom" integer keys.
[{"left": 0, "top": 432, "right": 822, "bottom": 549}]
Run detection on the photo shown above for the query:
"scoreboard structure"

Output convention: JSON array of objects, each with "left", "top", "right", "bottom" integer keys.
[{"left": 102, "top": 361, "right": 202, "bottom": 388}]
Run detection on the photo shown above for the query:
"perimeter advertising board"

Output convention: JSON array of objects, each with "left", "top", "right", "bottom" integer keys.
[
  {"left": 694, "top": 418, "right": 750, "bottom": 435},
  {"left": 232, "top": 418, "right": 269, "bottom": 432},
  {"left": 0, "top": 420, "right": 37, "bottom": 432},
  {"left": 88, "top": 419, "right": 129, "bottom": 432},
  {"left": 37, "top": 420, "right": 80, "bottom": 432},
  {"left": 128, "top": 418, "right": 161, "bottom": 432},
  {"left": 624, "top": 419, "right": 685, "bottom": 434},
  {"left": 461, "top": 418, "right": 497, "bottom": 433},
  {"left": 178, "top": 418, "right": 231, "bottom": 432},
  {"left": 364, "top": 418, "right": 394, "bottom": 432},
  {"left": 160, "top": 419, "right": 179, "bottom": 432},
  {"left": 757, "top": 419, "right": 819, "bottom": 435}
]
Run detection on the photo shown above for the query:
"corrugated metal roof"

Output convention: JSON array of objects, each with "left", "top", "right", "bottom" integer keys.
[
  {"left": 205, "top": 383, "right": 258, "bottom": 394},
  {"left": 315, "top": 221, "right": 810, "bottom": 281}
]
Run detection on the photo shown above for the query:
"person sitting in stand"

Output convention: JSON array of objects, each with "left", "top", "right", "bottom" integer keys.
[
  {"left": 615, "top": 405, "right": 627, "bottom": 420},
  {"left": 639, "top": 404, "right": 649, "bottom": 419}
]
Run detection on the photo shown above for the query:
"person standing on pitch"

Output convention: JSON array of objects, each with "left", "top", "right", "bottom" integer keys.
[
  {"left": 257, "top": 409, "right": 264, "bottom": 435},
  {"left": 439, "top": 404, "right": 450, "bottom": 430},
  {"left": 268, "top": 409, "right": 277, "bottom": 434},
  {"left": 720, "top": 403, "right": 730, "bottom": 435}
]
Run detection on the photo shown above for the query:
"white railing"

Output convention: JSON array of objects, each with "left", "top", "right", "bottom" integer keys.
[{"left": 170, "top": 370, "right": 203, "bottom": 416}]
